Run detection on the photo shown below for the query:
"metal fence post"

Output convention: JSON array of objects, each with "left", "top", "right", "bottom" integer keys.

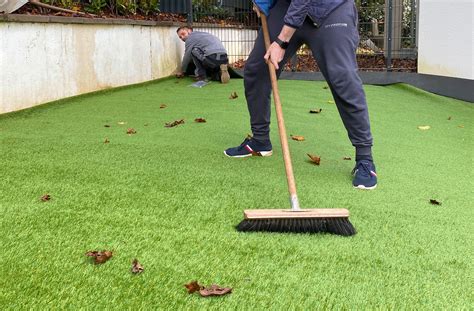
[
  {"left": 187, "top": 0, "right": 193, "bottom": 26},
  {"left": 386, "top": 0, "right": 393, "bottom": 71},
  {"left": 410, "top": 0, "right": 416, "bottom": 48}
]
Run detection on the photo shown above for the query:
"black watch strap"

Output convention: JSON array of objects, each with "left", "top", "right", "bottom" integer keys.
[{"left": 274, "top": 37, "right": 289, "bottom": 49}]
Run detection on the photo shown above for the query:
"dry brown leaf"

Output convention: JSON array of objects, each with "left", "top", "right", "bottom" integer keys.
[
  {"left": 417, "top": 125, "right": 430, "bottom": 130},
  {"left": 104, "top": 138, "right": 110, "bottom": 144},
  {"left": 131, "top": 259, "right": 144, "bottom": 274},
  {"left": 307, "top": 153, "right": 321, "bottom": 165},
  {"left": 291, "top": 135, "right": 305, "bottom": 141},
  {"left": 86, "top": 250, "right": 113, "bottom": 264},
  {"left": 229, "top": 91, "right": 238, "bottom": 99},
  {"left": 194, "top": 118, "right": 207, "bottom": 123},
  {"left": 199, "top": 284, "right": 232, "bottom": 297},
  {"left": 185, "top": 281, "right": 203, "bottom": 294},
  {"left": 429, "top": 199, "right": 441, "bottom": 206},
  {"left": 165, "top": 119, "right": 185, "bottom": 128},
  {"left": 40, "top": 194, "right": 51, "bottom": 202},
  {"left": 343, "top": 157, "right": 352, "bottom": 160},
  {"left": 160, "top": 104, "right": 167, "bottom": 109},
  {"left": 309, "top": 109, "right": 322, "bottom": 114},
  {"left": 127, "top": 128, "right": 137, "bottom": 134}
]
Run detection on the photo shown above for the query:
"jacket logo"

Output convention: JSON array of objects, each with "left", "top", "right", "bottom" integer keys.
[{"left": 324, "top": 23, "right": 348, "bottom": 28}]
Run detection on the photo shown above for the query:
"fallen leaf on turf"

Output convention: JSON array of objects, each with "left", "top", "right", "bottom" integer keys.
[
  {"left": 104, "top": 124, "right": 111, "bottom": 128},
  {"left": 165, "top": 119, "right": 185, "bottom": 128},
  {"left": 429, "top": 199, "right": 441, "bottom": 205},
  {"left": 327, "top": 100, "right": 335, "bottom": 104},
  {"left": 309, "top": 108, "right": 322, "bottom": 114},
  {"left": 127, "top": 128, "right": 137, "bottom": 134},
  {"left": 194, "top": 118, "right": 206, "bottom": 123},
  {"left": 199, "top": 284, "right": 232, "bottom": 297},
  {"left": 131, "top": 259, "right": 144, "bottom": 274},
  {"left": 291, "top": 135, "right": 305, "bottom": 141},
  {"left": 229, "top": 92, "right": 238, "bottom": 99},
  {"left": 104, "top": 138, "right": 110, "bottom": 144},
  {"left": 85, "top": 250, "right": 113, "bottom": 264},
  {"left": 160, "top": 104, "right": 167, "bottom": 109},
  {"left": 40, "top": 194, "right": 51, "bottom": 202},
  {"left": 185, "top": 281, "right": 203, "bottom": 294},
  {"left": 343, "top": 157, "right": 352, "bottom": 160},
  {"left": 417, "top": 125, "right": 430, "bottom": 130},
  {"left": 118, "top": 121, "right": 126, "bottom": 125},
  {"left": 447, "top": 116, "right": 452, "bottom": 120},
  {"left": 307, "top": 153, "right": 321, "bottom": 165},
  {"left": 458, "top": 125, "right": 464, "bottom": 128}
]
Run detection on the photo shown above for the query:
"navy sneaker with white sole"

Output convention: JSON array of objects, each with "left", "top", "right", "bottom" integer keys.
[
  {"left": 224, "top": 137, "right": 272, "bottom": 158},
  {"left": 352, "top": 160, "right": 377, "bottom": 189}
]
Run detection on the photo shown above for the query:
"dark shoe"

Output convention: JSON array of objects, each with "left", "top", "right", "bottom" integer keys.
[
  {"left": 352, "top": 160, "right": 377, "bottom": 189},
  {"left": 224, "top": 137, "right": 272, "bottom": 158},
  {"left": 219, "top": 64, "right": 230, "bottom": 84},
  {"left": 193, "top": 75, "right": 207, "bottom": 82}
]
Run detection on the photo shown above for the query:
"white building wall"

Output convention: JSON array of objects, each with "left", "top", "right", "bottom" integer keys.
[{"left": 418, "top": 0, "right": 474, "bottom": 79}]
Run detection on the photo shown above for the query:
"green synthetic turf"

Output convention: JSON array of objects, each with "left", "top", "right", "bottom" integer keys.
[{"left": 0, "top": 77, "right": 472, "bottom": 309}]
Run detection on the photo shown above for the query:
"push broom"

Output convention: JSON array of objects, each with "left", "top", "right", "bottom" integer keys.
[{"left": 236, "top": 10, "right": 356, "bottom": 236}]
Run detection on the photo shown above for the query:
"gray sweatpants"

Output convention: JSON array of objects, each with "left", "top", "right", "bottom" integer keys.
[{"left": 244, "top": 0, "right": 373, "bottom": 158}]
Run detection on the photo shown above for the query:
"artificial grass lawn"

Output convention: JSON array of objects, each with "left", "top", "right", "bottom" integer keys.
[{"left": 0, "top": 77, "right": 472, "bottom": 309}]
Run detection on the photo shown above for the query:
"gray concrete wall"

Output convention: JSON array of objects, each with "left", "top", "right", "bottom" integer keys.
[{"left": 0, "top": 21, "right": 183, "bottom": 114}]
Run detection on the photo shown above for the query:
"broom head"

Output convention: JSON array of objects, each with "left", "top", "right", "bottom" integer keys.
[{"left": 237, "top": 208, "right": 356, "bottom": 236}]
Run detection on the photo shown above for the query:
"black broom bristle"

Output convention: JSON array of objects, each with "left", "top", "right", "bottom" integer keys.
[{"left": 236, "top": 217, "right": 356, "bottom": 236}]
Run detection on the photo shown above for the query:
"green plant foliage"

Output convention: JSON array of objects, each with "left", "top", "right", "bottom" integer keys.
[
  {"left": 193, "top": 0, "right": 230, "bottom": 21},
  {"left": 85, "top": 0, "right": 108, "bottom": 14},
  {"left": 138, "top": 0, "right": 159, "bottom": 16},
  {"left": 116, "top": 0, "right": 137, "bottom": 15}
]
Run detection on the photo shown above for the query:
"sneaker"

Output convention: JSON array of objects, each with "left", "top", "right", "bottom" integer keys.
[
  {"left": 352, "top": 160, "right": 377, "bottom": 190},
  {"left": 193, "top": 75, "right": 207, "bottom": 82},
  {"left": 224, "top": 137, "right": 272, "bottom": 158},
  {"left": 220, "top": 64, "right": 230, "bottom": 84}
]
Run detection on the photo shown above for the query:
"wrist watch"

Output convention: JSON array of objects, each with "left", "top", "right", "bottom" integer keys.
[{"left": 274, "top": 37, "right": 289, "bottom": 49}]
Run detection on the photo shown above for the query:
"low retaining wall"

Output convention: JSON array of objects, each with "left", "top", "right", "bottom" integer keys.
[{"left": 0, "top": 15, "right": 257, "bottom": 114}]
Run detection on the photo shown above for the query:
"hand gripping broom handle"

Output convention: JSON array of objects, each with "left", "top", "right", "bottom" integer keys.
[{"left": 260, "top": 14, "right": 301, "bottom": 211}]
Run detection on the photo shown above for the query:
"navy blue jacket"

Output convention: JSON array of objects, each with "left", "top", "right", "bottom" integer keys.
[{"left": 283, "top": 0, "right": 347, "bottom": 28}]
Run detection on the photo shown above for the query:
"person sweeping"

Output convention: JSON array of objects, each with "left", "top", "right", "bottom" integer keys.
[{"left": 224, "top": 0, "right": 378, "bottom": 190}]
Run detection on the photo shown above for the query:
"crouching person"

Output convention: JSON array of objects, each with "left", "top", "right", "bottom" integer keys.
[{"left": 176, "top": 26, "right": 230, "bottom": 83}]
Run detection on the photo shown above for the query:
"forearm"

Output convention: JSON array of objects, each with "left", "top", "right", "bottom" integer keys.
[
  {"left": 181, "top": 50, "right": 192, "bottom": 73},
  {"left": 277, "top": 25, "right": 296, "bottom": 42}
]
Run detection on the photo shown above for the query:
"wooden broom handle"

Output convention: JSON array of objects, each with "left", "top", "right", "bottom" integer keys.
[{"left": 260, "top": 14, "right": 300, "bottom": 210}]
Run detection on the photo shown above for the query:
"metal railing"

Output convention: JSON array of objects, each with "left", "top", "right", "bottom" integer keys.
[{"left": 161, "top": 0, "right": 418, "bottom": 72}]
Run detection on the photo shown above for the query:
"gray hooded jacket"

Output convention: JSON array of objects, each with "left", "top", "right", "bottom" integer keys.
[{"left": 181, "top": 31, "right": 227, "bottom": 73}]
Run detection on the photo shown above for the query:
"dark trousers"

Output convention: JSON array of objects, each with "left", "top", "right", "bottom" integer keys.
[
  {"left": 244, "top": 0, "right": 373, "bottom": 157},
  {"left": 191, "top": 49, "right": 228, "bottom": 80}
]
